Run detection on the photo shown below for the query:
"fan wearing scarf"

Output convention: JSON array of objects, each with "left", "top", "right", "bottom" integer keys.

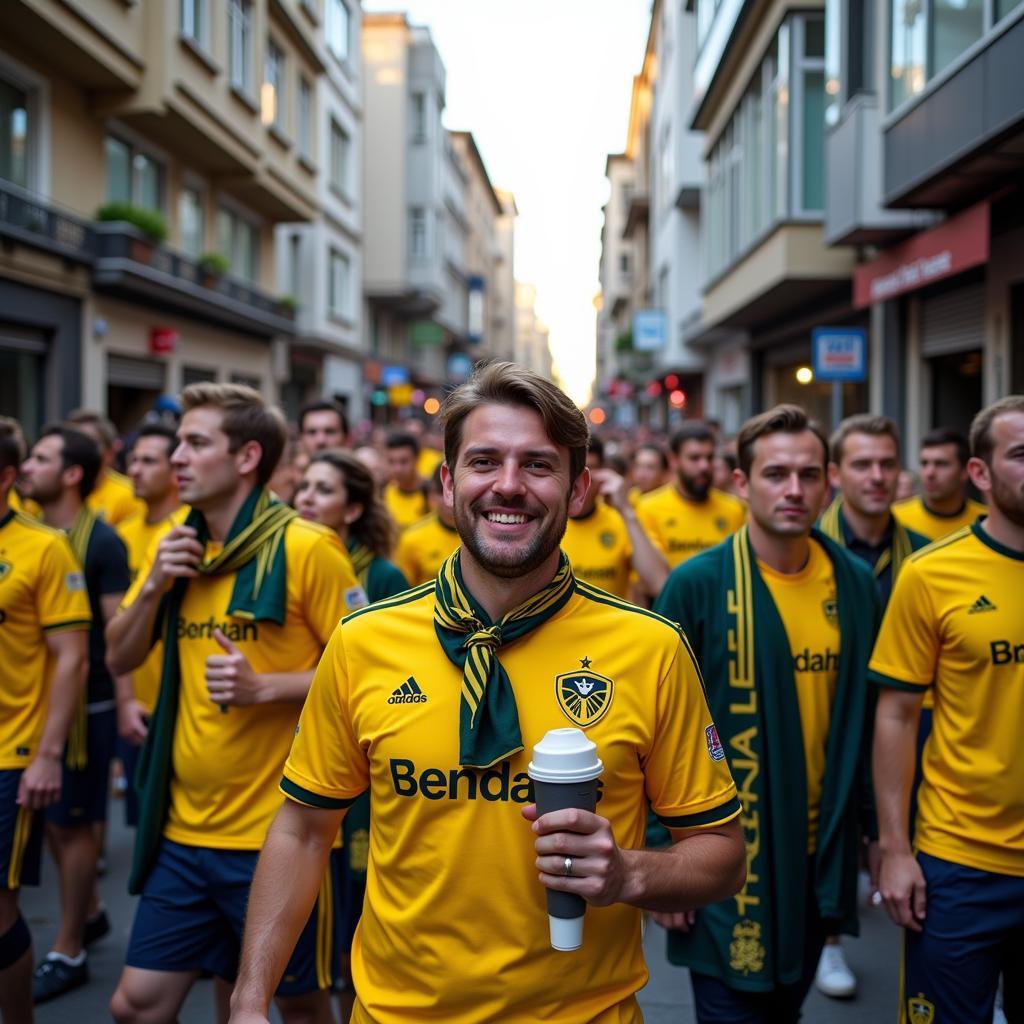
[
  {"left": 0, "top": 418, "right": 89, "bottom": 1024},
  {"left": 654, "top": 405, "right": 880, "bottom": 1024},
  {"left": 813, "top": 414, "right": 929, "bottom": 999},
  {"left": 229, "top": 361, "right": 745, "bottom": 1024},
  {"left": 19, "top": 424, "right": 131, "bottom": 1004},
  {"left": 106, "top": 384, "right": 361, "bottom": 1024}
]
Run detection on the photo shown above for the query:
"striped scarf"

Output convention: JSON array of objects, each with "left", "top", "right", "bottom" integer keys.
[
  {"left": 65, "top": 506, "right": 98, "bottom": 770},
  {"left": 433, "top": 549, "right": 576, "bottom": 769},
  {"left": 347, "top": 540, "right": 375, "bottom": 590},
  {"left": 129, "top": 487, "right": 296, "bottom": 893},
  {"left": 819, "top": 496, "right": 914, "bottom": 581}
]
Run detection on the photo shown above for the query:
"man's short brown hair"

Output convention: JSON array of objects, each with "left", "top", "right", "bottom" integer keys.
[
  {"left": 67, "top": 409, "right": 118, "bottom": 452},
  {"left": 829, "top": 414, "right": 901, "bottom": 465},
  {"left": 441, "top": 361, "right": 590, "bottom": 483},
  {"left": 737, "top": 404, "right": 828, "bottom": 476},
  {"left": 0, "top": 417, "right": 26, "bottom": 473},
  {"left": 181, "top": 383, "right": 287, "bottom": 486},
  {"left": 970, "top": 395, "right": 1024, "bottom": 466}
]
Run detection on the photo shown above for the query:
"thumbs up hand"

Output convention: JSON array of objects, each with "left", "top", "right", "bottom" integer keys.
[{"left": 205, "top": 628, "right": 261, "bottom": 708}]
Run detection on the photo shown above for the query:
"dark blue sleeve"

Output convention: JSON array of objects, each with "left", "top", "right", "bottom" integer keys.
[{"left": 90, "top": 522, "right": 132, "bottom": 596}]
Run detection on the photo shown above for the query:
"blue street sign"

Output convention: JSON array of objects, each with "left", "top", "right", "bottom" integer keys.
[
  {"left": 633, "top": 309, "right": 667, "bottom": 351},
  {"left": 812, "top": 328, "right": 867, "bottom": 382}
]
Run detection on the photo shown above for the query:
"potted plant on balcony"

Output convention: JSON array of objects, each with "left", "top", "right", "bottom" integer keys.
[
  {"left": 198, "top": 251, "right": 231, "bottom": 288},
  {"left": 276, "top": 294, "right": 299, "bottom": 317},
  {"left": 95, "top": 202, "right": 168, "bottom": 263}
]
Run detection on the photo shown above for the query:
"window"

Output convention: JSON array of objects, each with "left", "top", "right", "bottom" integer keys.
[
  {"left": 411, "top": 92, "right": 427, "bottom": 142},
  {"left": 409, "top": 207, "right": 428, "bottom": 260},
  {"left": 619, "top": 252, "right": 630, "bottom": 276},
  {"left": 297, "top": 77, "right": 312, "bottom": 158},
  {"left": 288, "top": 233, "right": 301, "bottom": 299},
  {"left": 179, "top": 185, "right": 204, "bottom": 256},
  {"left": 932, "top": 0, "right": 983, "bottom": 76},
  {"left": 329, "top": 119, "right": 350, "bottom": 195},
  {"left": 658, "top": 123, "right": 673, "bottom": 210},
  {"left": 328, "top": 248, "right": 352, "bottom": 317},
  {"left": 105, "top": 135, "right": 164, "bottom": 210},
  {"left": 888, "top": 0, "right": 1011, "bottom": 109},
  {"left": 229, "top": 0, "right": 253, "bottom": 93},
  {"left": 217, "top": 205, "right": 258, "bottom": 282},
  {"left": 263, "top": 39, "right": 285, "bottom": 130},
  {"left": 180, "top": 0, "right": 208, "bottom": 48},
  {"left": 0, "top": 77, "right": 29, "bottom": 188},
  {"left": 703, "top": 15, "right": 824, "bottom": 279},
  {"left": 326, "top": 0, "right": 350, "bottom": 61}
]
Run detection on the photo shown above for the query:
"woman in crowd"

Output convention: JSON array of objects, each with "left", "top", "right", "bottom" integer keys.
[{"left": 295, "top": 449, "right": 408, "bottom": 603}]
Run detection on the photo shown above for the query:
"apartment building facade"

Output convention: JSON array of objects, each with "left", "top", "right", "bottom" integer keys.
[
  {"left": 275, "top": 0, "right": 364, "bottom": 422},
  {"left": 0, "top": 0, "right": 321, "bottom": 433},
  {"left": 825, "top": 0, "right": 1024, "bottom": 444},
  {"left": 514, "top": 281, "right": 552, "bottom": 379}
]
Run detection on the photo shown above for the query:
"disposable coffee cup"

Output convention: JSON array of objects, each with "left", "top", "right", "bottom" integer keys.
[{"left": 528, "top": 728, "right": 604, "bottom": 951}]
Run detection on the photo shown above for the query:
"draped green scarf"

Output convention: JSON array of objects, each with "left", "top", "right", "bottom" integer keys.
[
  {"left": 129, "top": 488, "right": 297, "bottom": 893},
  {"left": 433, "top": 549, "right": 576, "bottom": 769},
  {"left": 65, "top": 506, "right": 98, "bottom": 770},
  {"left": 347, "top": 539, "right": 374, "bottom": 589},
  {"left": 654, "top": 527, "right": 879, "bottom": 991},
  {"left": 819, "top": 496, "right": 915, "bottom": 580}
]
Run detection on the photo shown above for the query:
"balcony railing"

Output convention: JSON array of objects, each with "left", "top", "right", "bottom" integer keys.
[
  {"left": 0, "top": 180, "right": 94, "bottom": 265},
  {"left": 0, "top": 180, "right": 294, "bottom": 337}
]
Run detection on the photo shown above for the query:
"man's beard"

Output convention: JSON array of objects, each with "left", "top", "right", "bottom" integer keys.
[
  {"left": 20, "top": 477, "right": 61, "bottom": 505},
  {"left": 989, "top": 472, "right": 1024, "bottom": 527},
  {"left": 453, "top": 495, "right": 568, "bottom": 580},
  {"left": 679, "top": 472, "right": 711, "bottom": 501}
]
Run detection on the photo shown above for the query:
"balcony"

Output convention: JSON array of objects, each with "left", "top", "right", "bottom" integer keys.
[
  {"left": 825, "top": 96, "right": 936, "bottom": 246},
  {"left": 0, "top": 180, "right": 95, "bottom": 266},
  {"left": 93, "top": 224, "right": 296, "bottom": 337},
  {"left": 622, "top": 192, "right": 650, "bottom": 239}
]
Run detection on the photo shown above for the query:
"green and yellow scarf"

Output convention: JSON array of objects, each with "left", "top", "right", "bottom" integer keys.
[
  {"left": 347, "top": 540, "right": 374, "bottom": 589},
  {"left": 819, "top": 496, "right": 915, "bottom": 580},
  {"left": 65, "top": 506, "right": 98, "bottom": 770},
  {"left": 655, "top": 527, "right": 880, "bottom": 990},
  {"left": 433, "top": 549, "right": 575, "bottom": 769},
  {"left": 129, "top": 487, "right": 296, "bottom": 893}
]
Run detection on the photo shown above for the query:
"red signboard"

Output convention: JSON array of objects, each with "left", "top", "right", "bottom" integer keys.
[
  {"left": 853, "top": 201, "right": 990, "bottom": 309},
  {"left": 150, "top": 328, "right": 179, "bottom": 355}
]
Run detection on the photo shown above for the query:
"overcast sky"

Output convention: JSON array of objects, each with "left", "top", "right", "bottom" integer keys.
[{"left": 361, "top": 0, "right": 653, "bottom": 404}]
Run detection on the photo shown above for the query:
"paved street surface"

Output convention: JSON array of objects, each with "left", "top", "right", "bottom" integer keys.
[{"left": 24, "top": 810, "right": 899, "bottom": 1023}]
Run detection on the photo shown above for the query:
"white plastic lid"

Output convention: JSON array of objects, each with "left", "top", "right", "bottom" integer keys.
[
  {"left": 549, "top": 913, "right": 584, "bottom": 951},
  {"left": 528, "top": 728, "right": 603, "bottom": 784}
]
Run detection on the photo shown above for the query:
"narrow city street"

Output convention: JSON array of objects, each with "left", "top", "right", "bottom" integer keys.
[{"left": 23, "top": 810, "right": 900, "bottom": 1023}]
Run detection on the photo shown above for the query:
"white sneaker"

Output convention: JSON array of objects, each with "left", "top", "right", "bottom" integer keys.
[{"left": 815, "top": 943, "right": 857, "bottom": 999}]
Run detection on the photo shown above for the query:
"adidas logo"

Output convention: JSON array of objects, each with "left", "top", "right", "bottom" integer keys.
[
  {"left": 968, "top": 595, "right": 997, "bottom": 614},
  {"left": 388, "top": 677, "right": 428, "bottom": 704}
]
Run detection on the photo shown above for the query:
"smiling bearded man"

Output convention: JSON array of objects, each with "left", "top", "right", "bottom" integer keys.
[{"left": 227, "top": 361, "right": 745, "bottom": 1024}]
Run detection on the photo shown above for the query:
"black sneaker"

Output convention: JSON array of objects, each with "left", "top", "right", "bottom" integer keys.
[
  {"left": 83, "top": 909, "right": 111, "bottom": 948},
  {"left": 32, "top": 954, "right": 88, "bottom": 1003}
]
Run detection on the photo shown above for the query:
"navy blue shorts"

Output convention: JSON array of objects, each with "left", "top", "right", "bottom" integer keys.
[
  {"left": 902, "top": 851, "right": 1024, "bottom": 1024},
  {"left": 126, "top": 840, "right": 340, "bottom": 995},
  {"left": 46, "top": 707, "right": 116, "bottom": 827},
  {"left": 0, "top": 769, "right": 44, "bottom": 889}
]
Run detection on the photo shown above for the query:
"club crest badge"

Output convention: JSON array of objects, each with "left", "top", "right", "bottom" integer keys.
[
  {"left": 705, "top": 724, "right": 726, "bottom": 761},
  {"left": 599, "top": 531, "right": 615, "bottom": 549},
  {"left": 822, "top": 596, "right": 838, "bottom": 625},
  {"left": 908, "top": 994, "right": 935, "bottom": 1024},
  {"left": 0, "top": 560, "right": 11, "bottom": 583},
  {"left": 555, "top": 670, "right": 614, "bottom": 728}
]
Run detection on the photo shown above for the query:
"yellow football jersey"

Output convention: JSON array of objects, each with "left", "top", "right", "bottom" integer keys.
[
  {"left": 123, "top": 518, "right": 361, "bottom": 849},
  {"left": 637, "top": 485, "right": 746, "bottom": 568},
  {"left": 283, "top": 582, "right": 740, "bottom": 1024},
  {"left": 0, "top": 510, "right": 92, "bottom": 769},
  {"left": 393, "top": 514, "right": 460, "bottom": 586},
  {"left": 416, "top": 447, "right": 444, "bottom": 480},
  {"left": 117, "top": 506, "right": 189, "bottom": 712},
  {"left": 8, "top": 489, "right": 42, "bottom": 519},
  {"left": 384, "top": 483, "right": 430, "bottom": 534},
  {"left": 759, "top": 540, "right": 840, "bottom": 852},
  {"left": 87, "top": 469, "right": 144, "bottom": 526},
  {"left": 892, "top": 495, "right": 986, "bottom": 542},
  {"left": 869, "top": 523, "right": 1024, "bottom": 876},
  {"left": 562, "top": 502, "right": 633, "bottom": 599}
]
